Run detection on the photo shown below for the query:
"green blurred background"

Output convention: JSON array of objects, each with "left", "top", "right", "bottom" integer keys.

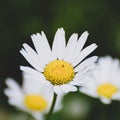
[{"left": 0, "top": 0, "right": 120, "bottom": 120}]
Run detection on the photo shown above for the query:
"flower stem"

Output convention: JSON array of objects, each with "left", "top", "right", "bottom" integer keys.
[{"left": 46, "top": 92, "right": 57, "bottom": 120}]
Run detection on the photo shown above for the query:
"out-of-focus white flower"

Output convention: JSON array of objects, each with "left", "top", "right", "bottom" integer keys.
[
  {"left": 4, "top": 73, "right": 63, "bottom": 120},
  {"left": 20, "top": 28, "right": 97, "bottom": 94},
  {"left": 80, "top": 56, "right": 120, "bottom": 104}
]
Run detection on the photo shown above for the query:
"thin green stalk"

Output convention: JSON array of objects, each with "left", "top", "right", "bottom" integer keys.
[{"left": 46, "top": 92, "right": 57, "bottom": 120}]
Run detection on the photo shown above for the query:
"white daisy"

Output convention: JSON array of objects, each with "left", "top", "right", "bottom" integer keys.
[
  {"left": 80, "top": 56, "right": 120, "bottom": 104},
  {"left": 20, "top": 28, "right": 97, "bottom": 94},
  {"left": 4, "top": 73, "right": 63, "bottom": 120}
]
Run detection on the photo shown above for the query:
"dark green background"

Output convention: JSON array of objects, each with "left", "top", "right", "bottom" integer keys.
[{"left": 0, "top": 0, "right": 120, "bottom": 120}]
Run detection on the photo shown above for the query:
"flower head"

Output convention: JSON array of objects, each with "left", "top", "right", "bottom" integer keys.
[
  {"left": 20, "top": 28, "right": 97, "bottom": 94},
  {"left": 80, "top": 56, "right": 120, "bottom": 104},
  {"left": 4, "top": 72, "right": 63, "bottom": 120}
]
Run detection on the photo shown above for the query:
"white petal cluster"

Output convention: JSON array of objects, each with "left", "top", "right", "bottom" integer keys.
[
  {"left": 4, "top": 72, "right": 63, "bottom": 120},
  {"left": 20, "top": 28, "right": 97, "bottom": 94},
  {"left": 80, "top": 56, "right": 120, "bottom": 104}
]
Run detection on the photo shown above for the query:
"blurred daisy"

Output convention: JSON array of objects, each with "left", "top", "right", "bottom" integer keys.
[
  {"left": 4, "top": 73, "right": 63, "bottom": 120},
  {"left": 20, "top": 28, "right": 97, "bottom": 94},
  {"left": 80, "top": 56, "right": 120, "bottom": 104}
]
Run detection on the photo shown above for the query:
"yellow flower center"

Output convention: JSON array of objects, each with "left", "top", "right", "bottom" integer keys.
[
  {"left": 97, "top": 83, "right": 118, "bottom": 98},
  {"left": 44, "top": 60, "right": 75, "bottom": 85},
  {"left": 24, "top": 95, "right": 47, "bottom": 111}
]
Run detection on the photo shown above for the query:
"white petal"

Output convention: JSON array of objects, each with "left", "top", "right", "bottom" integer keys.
[
  {"left": 70, "top": 77, "right": 87, "bottom": 86},
  {"left": 31, "top": 112, "right": 44, "bottom": 120},
  {"left": 54, "top": 93, "right": 64, "bottom": 112},
  {"left": 22, "top": 78, "right": 43, "bottom": 94},
  {"left": 64, "top": 33, "right": 78, "bottom": 61},
  {"left": 75, "top": 63, "right": 95, "bottom": 78},
  {"left": 4, "top": 78, "right": 23, "bottom": 108},
  {"left": 41, "top": 31, "right": 55, "bottom": 61},
  {"left": 52, "top": 28, "right": 66, "bottom": 60},
  {"left": 77, "top": 31, "right": 89, "bottom": 50},
  {"left": 80, "top": 87, "right": 98, "bottom": 98},
  {"left": 111, "top": 92, "right": 120, "bottom": 100},
  {"left": 75, "top": 56, "right": 98, "bottom": 72},
  {"left": 23, "top": 75, "right": 53, "bottom": 101},
  {"left": 60, "top": 84, "right": 77, "bottom": 93},
  {"left": 5, "top": 79, "right": 23, "bottom": 99},
  {"left": 31, "top": 33, "right": 53, "bottom": 64},
  {"left": 54, "top": 86, "right": 63, "bottom": 94},
  {"left": 20, "top": 48, "right": 44, "bottom": 72},
  {"left": 5, "top": 78, "right": 21, "bottom": 92},
  {"left": 100, "top": 97, "right": 111, "bottom": 104},
  {"left": 20, "top": 66, "right": 48, "bottom": 84},
  {"left": 22, "top": 43, "right": 46, "bottom": 67},
  {"left": 68, "top": 31, "right": 89, "bottom": 63},
  {"left": 72, "top": 43, "right": 97, "bottom": 66}
]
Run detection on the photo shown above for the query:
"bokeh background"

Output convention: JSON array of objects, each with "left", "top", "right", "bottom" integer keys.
[{"left": 0, "top": 0, "right": 120, "bottom": 120}]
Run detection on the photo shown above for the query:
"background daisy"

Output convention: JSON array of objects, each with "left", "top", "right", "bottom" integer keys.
[
  {"left": 4, "top": 72, "right": 63, "bottom": 120},
  {"left": 80, "top": 56, "right": 120, "bottom": 104},
  {"left": 20, "top": 28, "right": 97, "bottom": 94}
]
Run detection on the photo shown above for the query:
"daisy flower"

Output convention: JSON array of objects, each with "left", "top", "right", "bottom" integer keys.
[
  {"left": 4, "top": 73, "right": 63, "bottom": 120},
  {"left": 20, "top": 28, "right": 97, "bottom": 94},
  {"left": 80, "top": 56, "right": 120, "bottom": 104}
]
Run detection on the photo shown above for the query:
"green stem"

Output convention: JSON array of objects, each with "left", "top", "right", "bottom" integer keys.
[{"left": 46, "top": 92, "right": 57, "bottom": 120}]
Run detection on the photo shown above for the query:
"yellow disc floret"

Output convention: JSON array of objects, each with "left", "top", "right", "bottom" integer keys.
[
  {"left": 97, "top": 83, "right": 118, "bottom": 98},
  {"left": 44, "top": 60, "right": 75, "bottom": 85},
  {"left": 24, "top": 94, "right": 47, "bottom": 111}
]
